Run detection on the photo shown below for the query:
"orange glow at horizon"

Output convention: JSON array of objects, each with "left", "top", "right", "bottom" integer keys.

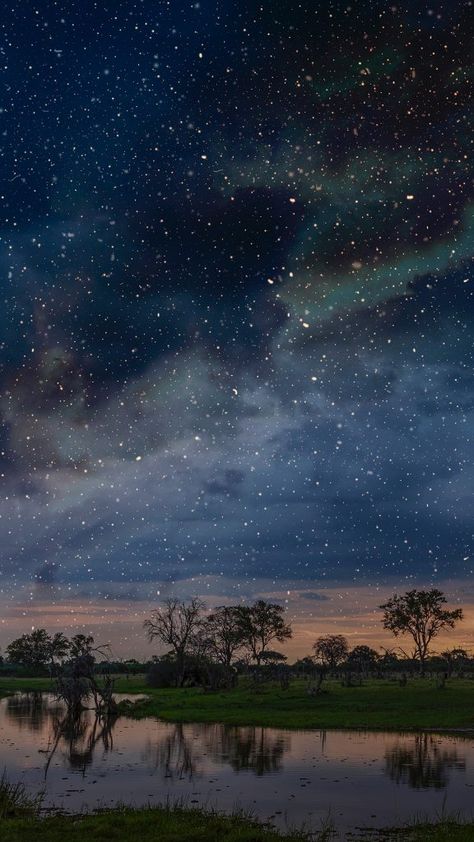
[{"left": 2, "top": 580, "right": 472, "bottom": 660}]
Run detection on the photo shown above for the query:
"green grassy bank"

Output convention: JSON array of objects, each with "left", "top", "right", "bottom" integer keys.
[
  {"left": 1, "top": 807, "right": 474, "bottom": 842},
  {"left": 0, "top": 806, "right": 312, "bottom": 842},
  {"left": 2, "top": 676, "right": 474, "bottom": 730}
]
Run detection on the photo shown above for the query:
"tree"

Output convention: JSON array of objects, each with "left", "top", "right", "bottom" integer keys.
[
  {"left": 260, "top": 650, "right": 287, "bottom": 664},
  {"left": 55, "top": 636, "right": 116, "bottom": 717},
  {"left": 347, "top": 645, "right": 379, "bottom": 673},
  {"left": 380, "top": 589, "right": 463, "bottom": 676},
  {"left": 440, "top": 647, "right": 470, "bottom": 677},
  {"left": 144, "top": 597, "right": 205, "bottom": 686},
  {"left": 236, "top": 600, "right": 292, "bottom": 667},
  {"left": 293, "top": 656, "right": 316, "bottom": 676},
  {"left": 313, "top": 635, "right": 349, "bottom": 671},
  {"left": 202, "top": 606, "right": 244, "bottom": 668},
  {"left": 70, "top": 634, "right": 96, "bottom": 659},
  {"left": 5, "top": 629, "right": 66, "bottom": 674},
  {"left": 49, "top": 632, "right": 71, "bottom": 672}
]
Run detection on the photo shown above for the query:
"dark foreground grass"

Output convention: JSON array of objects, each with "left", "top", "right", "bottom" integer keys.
[
  {"left": 2, "top": 808, "right": 474, "bottom": 842},
  {"left": 2, "top": 676, "right": 474, "bottom": 730},
  {"left": 0, "top": 805, "right": 322, "bottom": 842},
  {"left": 0, "top": 774, "right": 43, "bottom": 820},
  {"left": 1, "top": 769, "right": 474, "bottom": 840}
]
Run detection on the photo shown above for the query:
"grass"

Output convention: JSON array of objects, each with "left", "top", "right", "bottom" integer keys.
[
  {"left": 0, "top": 677, "right": 53, "bottom": 694},
  {"left": 0, "top": 774, "right": 43, "bottom": 819},
  {"left": 0, "top": 804, "right": 323, "bottom": 842},
  {"left": 2, "top": 676, "right": 474, "bottom": 730},
  {"left": 1, "top": 805, "right": 474, "bottom": 842}
]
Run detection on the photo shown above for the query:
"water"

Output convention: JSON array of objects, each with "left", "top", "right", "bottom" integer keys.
[{"left": 1, "top": 692, "right": 473, "bottom": 836}]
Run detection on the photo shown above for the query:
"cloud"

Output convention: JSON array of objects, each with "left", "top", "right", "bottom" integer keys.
[{"left": 0, "top": 0, "right": 472, "bottom": 634}]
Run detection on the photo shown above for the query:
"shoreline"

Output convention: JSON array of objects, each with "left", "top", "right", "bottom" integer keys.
[
  {"left": 2, "top": 676, "right": 474, "bottom": 732},
  {"left": 2, "top": 803, "right": 474, "bottom": 842}
]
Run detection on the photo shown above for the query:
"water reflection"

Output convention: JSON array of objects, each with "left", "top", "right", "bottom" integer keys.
[
  {"left": 1, "top": 693, "right": 472, "bottom": 802},
  {"left": 4, "top": 694, "right": 290, "bottom": 780},
  {"left": 5, "top": 692, "right": 118, "bottom": 777},
  {"left": 385, "top": 733, "right": 465, "bottom": 789},
  {"left": 143, "top": 722, "right": 290, "bottom": 780},
  {"left": 209, "top": 724, "right": 289, "bottom": 775},
  {"left": 48, "top": 712, "right": 117, "bottom": 775},
  {"left": 2, "top": 694, "right": 474, "bottom": 833},
  {"left": 144, "top": 723, "right": 200, "bottom": 780},
  {"left": 5, "top": 692, "right": 62, "bottom": 732}
]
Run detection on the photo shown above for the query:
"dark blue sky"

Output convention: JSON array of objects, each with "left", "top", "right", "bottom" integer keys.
[{"left": 0, "top": 0, "right": 472, "bottom": 648}]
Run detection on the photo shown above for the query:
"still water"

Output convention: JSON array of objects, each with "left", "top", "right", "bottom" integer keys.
[{"left": 1, "top": 693, "right": 473, "bottom": 836}]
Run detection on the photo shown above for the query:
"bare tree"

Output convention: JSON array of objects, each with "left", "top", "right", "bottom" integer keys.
[
  {"left": 380, "top": 589, "right": 463, "bottom": 677},
  {"left": 144, "top": 597, "right": 205, "bottom": 686}
]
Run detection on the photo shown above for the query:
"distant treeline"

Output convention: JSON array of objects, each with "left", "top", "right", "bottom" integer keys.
[{"left": 0, "top": 589, "right": 468, "bottom": 690}]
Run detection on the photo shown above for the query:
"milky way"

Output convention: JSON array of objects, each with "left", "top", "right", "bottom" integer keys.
[{"left": 0, "top": 1, "right": 472, "bottom": 649}]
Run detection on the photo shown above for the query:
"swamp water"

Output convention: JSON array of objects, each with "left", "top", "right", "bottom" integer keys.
[{"left": 1, "top": 692, "right": 473, "bottom": 836}]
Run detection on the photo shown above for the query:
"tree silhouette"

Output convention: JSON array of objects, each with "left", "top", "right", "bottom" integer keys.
[
  {"left": 144, "top": 597, "right": 205, "bottom": 686},
  {"left": 380, "top": 589, "right": 463, "bottom": 676},
  {"left": 236, "top": 600, "right": 292, "bottom": 667}
]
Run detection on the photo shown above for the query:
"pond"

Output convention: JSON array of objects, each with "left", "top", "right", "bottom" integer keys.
[{"left": 1, "top": 692, "right": 473, "bottom": 837}]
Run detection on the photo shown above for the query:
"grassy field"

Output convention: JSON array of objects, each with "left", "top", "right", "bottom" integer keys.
[{"left": 1, "top": 675, "right": 474, "bottom": 730}]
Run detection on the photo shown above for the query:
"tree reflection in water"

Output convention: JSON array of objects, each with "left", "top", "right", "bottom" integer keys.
[
  {"left": 208, "top": 725, "right": 289, "bottom": 775},
  {"left": 144, "top": 723, "right": 201, "bottom": 780},
  {"left": 47, "top": 710, "right": 117, "bottom": 777},
  {"left": 5, "top": 692, "right": 117, "bottom": 777},
  {"left": 143, "top": 723, "right": 290, "bottom": 780},
  {"left": 5, "top": 692, "right": 63, "bottom": 733},
  {"left": 385, "top": 733, "right": 465, "bottom": 789},
  {"left": 11, "top": 695, "right": 466, "bottom": 793}
]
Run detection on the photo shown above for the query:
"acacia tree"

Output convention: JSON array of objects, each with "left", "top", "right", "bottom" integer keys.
[
  {"left": 236, "top": 600, "right": 292, "bottom": 667},
  {"left": 310, "top": 634, "right": 349, "bottom": 694},
  {"left": 380, "top": 589, "right": 463, "bottom": 676},
  {"left": 144, "top": 597, "right": 205, "bottom": 686}
]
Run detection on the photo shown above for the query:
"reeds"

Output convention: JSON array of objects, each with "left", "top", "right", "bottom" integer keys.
[{"left": 0, "top": 772, "right": 43, "bottom": 818}]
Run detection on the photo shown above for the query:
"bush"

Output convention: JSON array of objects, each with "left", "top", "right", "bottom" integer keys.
[{"left": 147, "top": 660, "right": 179, "bottom": 688}]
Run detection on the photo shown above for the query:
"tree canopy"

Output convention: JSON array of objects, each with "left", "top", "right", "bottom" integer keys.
[
  {"left": 313, "top": 635, "right": 349, "bottom": 670},
  {"left": 380, "top": 589, "right": 463, "bottom": 674},
  {"left": 236, "top": 600, "right": 292, "bottom": 666}
]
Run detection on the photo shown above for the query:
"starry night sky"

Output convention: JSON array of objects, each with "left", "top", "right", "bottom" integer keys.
[{"left": 0, "top": 0, "right": 472, "bottom": 653}]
